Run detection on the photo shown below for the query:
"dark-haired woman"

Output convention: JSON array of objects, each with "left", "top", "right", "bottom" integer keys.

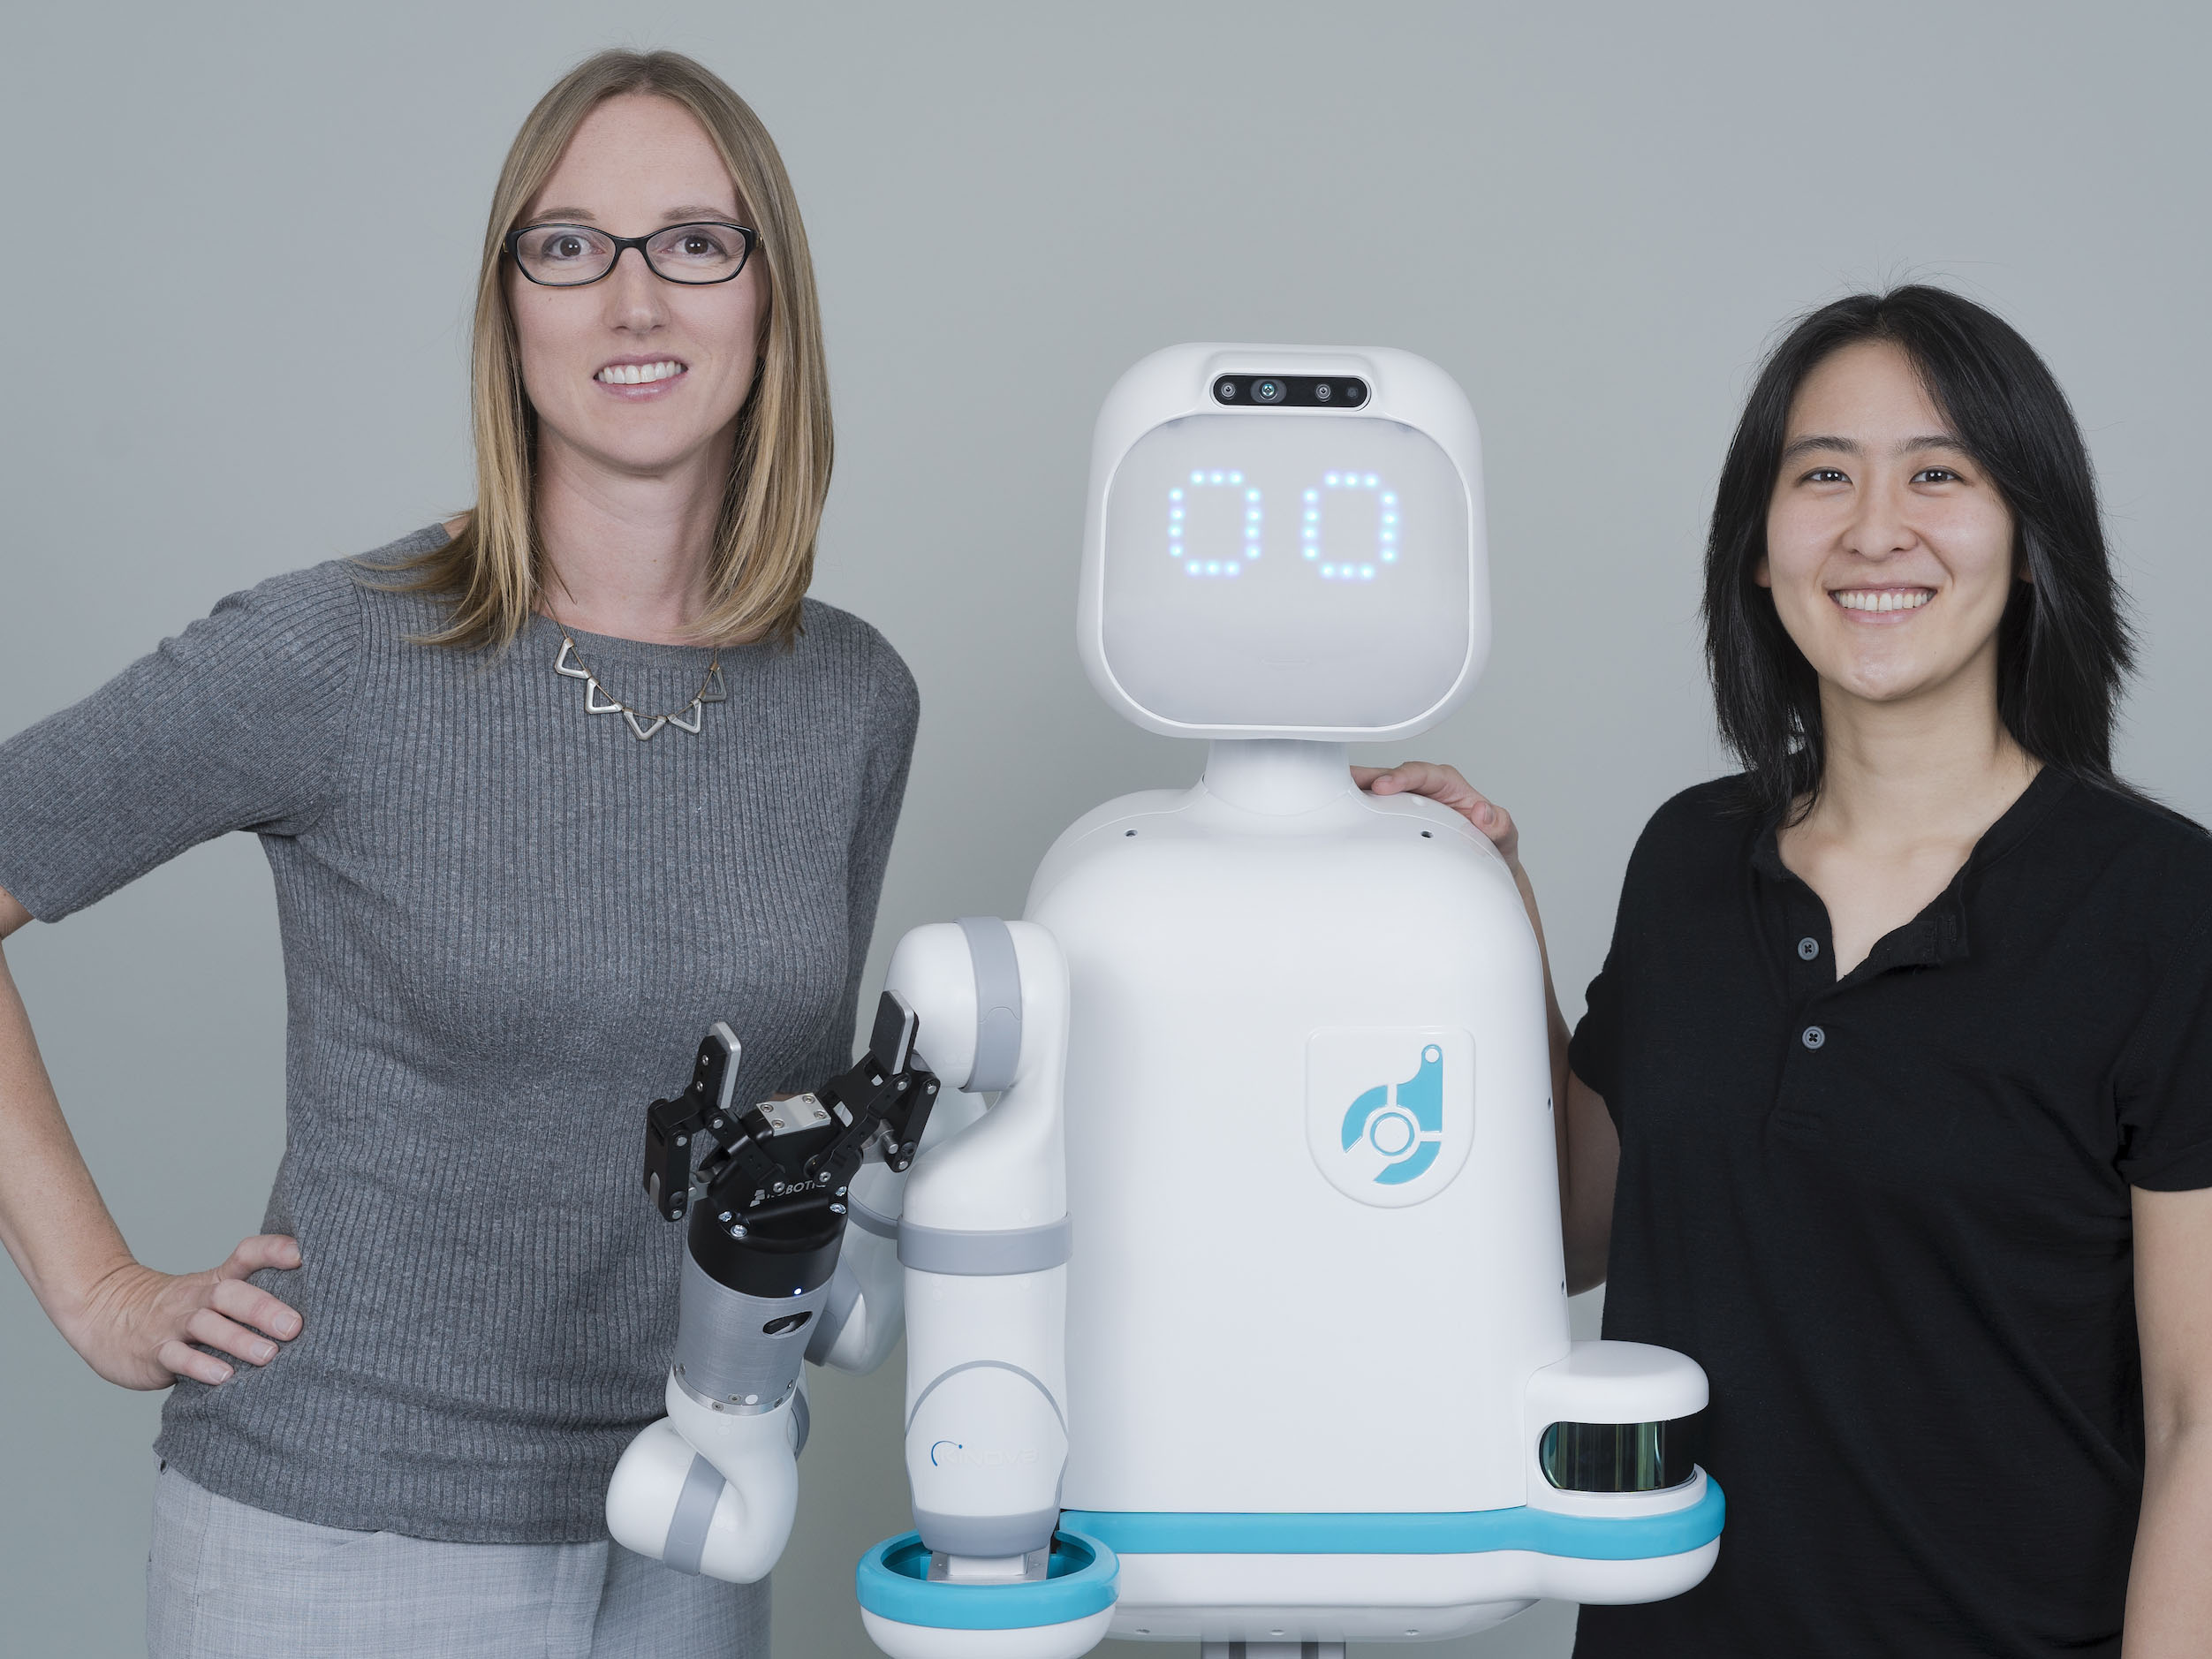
[{"left": 1362, "top": 286, "right": 2212, "bottom": 1655}]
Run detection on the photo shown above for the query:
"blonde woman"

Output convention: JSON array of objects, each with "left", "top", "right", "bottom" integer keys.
[{"left": 0, "top": 50, "right": 914, "bottom": 1656}]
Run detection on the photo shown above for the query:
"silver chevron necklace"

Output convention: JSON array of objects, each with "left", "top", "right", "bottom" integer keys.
[
  {"left": 547, "top": 595, "right": 726, "bottom": 740},
  {"left": 552, "top": 633, "right": 725, "bottom": 739}
]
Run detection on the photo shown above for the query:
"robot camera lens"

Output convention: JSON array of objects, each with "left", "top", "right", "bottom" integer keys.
[
  {"left": 1314, "top": 382, "right": 1334, "bottom": 402},
  {"left": 1216, "top": 378, "right": 1239, "bottom": 401},
  {"left": 1252, "top": 378, "right": 1285, "bottom": 404}
]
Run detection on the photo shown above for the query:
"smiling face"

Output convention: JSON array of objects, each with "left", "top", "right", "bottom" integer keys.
[
  {"left": 509, "top": 94, "right": 765, "bottom": 482},
  {"left": 1761, "top": 339, "right": 2020, "bottom": 711}
]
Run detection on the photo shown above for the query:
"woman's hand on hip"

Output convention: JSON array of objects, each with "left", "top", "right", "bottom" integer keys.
[
  {"left": 1353, "top": 761, "right": 1522, "bottom": 867},
  {"left": 64, "top": 1235, "right": 303, "bottom": 1390}
]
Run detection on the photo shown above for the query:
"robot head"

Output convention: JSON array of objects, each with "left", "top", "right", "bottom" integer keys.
[{"left": 1077, "top": 344, "right": 1489, "bottom": 742}]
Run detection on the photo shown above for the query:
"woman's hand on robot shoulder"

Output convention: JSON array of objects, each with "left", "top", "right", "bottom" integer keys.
[
  {"left": 67, "top": 1234, "right": 303, "bottom": 1390},
  {"left": 1352, "top": 762, "right": 1520, "bottom": 866}
]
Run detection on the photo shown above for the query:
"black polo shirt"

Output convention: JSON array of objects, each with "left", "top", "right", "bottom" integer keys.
[{"left": 1566, "top": 768, "right": 2212, "bottom": 1657}]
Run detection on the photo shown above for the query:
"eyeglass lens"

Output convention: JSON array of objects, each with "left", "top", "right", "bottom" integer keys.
[{"left": 512, "top": 223, "right": 750, "bottom": 285}]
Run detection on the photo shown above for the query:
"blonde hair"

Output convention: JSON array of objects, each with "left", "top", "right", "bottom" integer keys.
[{"left": 402, "top": 49, "right": 832, "bottom": 649}]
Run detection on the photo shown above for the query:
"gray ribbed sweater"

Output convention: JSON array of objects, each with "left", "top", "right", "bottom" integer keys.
[{"left": 0, "top": 525, "right": 919, "bottom": 1542}]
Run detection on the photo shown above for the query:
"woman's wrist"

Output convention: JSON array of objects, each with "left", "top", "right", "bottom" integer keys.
[{"left": 42, "top": 1248, "right": 144, "bottom": 1348}]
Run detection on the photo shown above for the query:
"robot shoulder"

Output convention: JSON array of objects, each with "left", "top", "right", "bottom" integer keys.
[{"left": 1023, "top": 786, "right": 1200, "bottom": 913}]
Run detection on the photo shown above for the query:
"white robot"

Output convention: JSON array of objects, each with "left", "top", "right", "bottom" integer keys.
[{"left": 606, "top": 346, "right": 1724, "bottom": 1657}]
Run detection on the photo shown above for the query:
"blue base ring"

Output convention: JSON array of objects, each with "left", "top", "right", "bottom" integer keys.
[
  {"left": 1061, "top": 1478, "right": 1725, "bottom": 1560},
  {"left": 856, "top": 1529, "right": 1119, "bottom": 1632}
]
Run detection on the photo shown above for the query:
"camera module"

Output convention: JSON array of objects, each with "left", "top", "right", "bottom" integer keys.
[{"left": 1210, "top": 373, "right": 1370, "bottom": 408}]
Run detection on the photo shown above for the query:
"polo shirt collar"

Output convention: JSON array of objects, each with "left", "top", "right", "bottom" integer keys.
[{"left": 1746, "top": 765, "right": 2074, "bottom": 973}]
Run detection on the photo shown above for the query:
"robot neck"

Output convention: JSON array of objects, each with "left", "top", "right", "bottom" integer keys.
[{"left": 1201, "top": 739, "right": 1354, "bottom": 816}]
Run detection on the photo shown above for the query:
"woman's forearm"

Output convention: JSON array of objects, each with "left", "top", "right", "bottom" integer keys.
[
  {"left": 2126, "top": 1184, "right": 2212, "bottom": 1653},
  {"left": 2124, "top": 1420, "right": 2212, "bottom": 1655},
  {"left": 0, "top": 913, "right": 138, "bottom": 1337},
  {"left": 1, "top": 895, "right": 305, "bottom": 1390}
]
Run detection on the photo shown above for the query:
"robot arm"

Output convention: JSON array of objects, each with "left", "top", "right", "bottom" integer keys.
[
  {"left": 856, "top": 919, "right": 1115, "bottom": 1659},
  {"left": 806, "top": 1085, "right": 989, "bottom": 1376},
  {"left": 883, "top": 920, "right": 1072, "bottom": 1565},
  {"left": 807, "top": 913, "right": 1052, "bottom": 1382},
  {"left": 607, "top": 996, "right": 943, "bottom": 1583}
]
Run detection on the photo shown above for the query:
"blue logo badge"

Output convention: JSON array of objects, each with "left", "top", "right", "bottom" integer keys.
[
  {"left": 1306, "top": 1027, "right": 1474, "bottom": 1207},
  {"left": 1339, "top": 1044, "right": 1446, "bottom": 1185}
]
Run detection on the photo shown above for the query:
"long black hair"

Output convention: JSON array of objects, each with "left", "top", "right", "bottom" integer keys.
[{"left": 1703, "top": 284, "right": 2135, "bottom": 820}]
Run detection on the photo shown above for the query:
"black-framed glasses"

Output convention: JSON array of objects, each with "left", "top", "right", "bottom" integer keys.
[{"left": 504, "top": 221, "right": 758, "bottom": 287}]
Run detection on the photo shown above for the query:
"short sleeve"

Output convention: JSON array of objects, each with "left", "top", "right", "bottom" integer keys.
[
  {"left": 1564, "top": 784, "right": 1731, "bottom": 1128},
  {"left": 1569, "top": 946, "right": 1625, "bottom": 1122},
  {"left": 0, "top": 562, "right": 364, "bottom": 921},
  {"left": 2116, "top": 905, "right": 2212, "bottom": 1191}
]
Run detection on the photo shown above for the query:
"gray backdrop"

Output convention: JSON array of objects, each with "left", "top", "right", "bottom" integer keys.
[{"left": 4, "top": 4, "right": 2206, "bottom": 1655}]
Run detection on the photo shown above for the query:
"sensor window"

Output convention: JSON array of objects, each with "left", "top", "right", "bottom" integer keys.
[
  {"left": 1214, "top": 375, "right": 1369, "bottom": 408},
  {"left": 1538, "top": 1413, "right": 1704, "bottom": 1493}
]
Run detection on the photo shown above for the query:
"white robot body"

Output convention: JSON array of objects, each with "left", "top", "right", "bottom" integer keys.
[
  {"left": 860, "top": 347, "right": 1720, "bottom": 1655},
  {"left": 1024, "top": 742, "right": 1714, "bottom": 1642},
  {"left": 1037, "top": 745, "right": 1564, "bottom": 1517}
]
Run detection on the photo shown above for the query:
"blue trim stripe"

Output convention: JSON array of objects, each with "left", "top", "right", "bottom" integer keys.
[
  {"left": 854, "top": 1530, "right": 1118, "bottom": 1632},
  {"left": 1060, "top": 1481, "right": 1723, "bottom": 1562}
]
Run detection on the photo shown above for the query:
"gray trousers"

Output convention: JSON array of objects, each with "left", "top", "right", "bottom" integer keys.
[{"left": 147, "top": 1466, "right": 769, "bottom": 1657}]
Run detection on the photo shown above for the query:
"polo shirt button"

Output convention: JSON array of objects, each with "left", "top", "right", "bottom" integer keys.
[
  {"left": 1802, "top": 1025, "right": 1826, "bottom": 1050},
  {"left": 1798, "top": 937, "right": 1820, "bottom": 961}
]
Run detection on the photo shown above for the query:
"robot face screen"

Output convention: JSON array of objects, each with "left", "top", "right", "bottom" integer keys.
[{"left": 1099, "top": 413, "right": 1472, "bottom": 731}]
